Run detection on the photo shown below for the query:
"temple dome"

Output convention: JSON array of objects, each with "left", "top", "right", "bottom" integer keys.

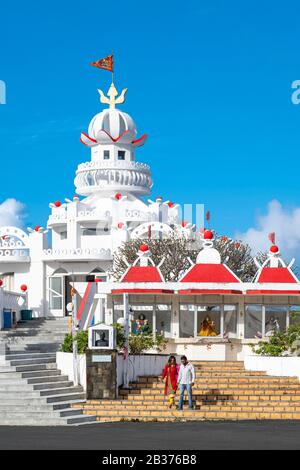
[{"left": 88, "top": 108, "right": 137, "bottom": 144}]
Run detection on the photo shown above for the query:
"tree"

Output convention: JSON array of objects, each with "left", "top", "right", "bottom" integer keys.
[{"left": 111, "top": 233, "right": 268, "bottom": 282}]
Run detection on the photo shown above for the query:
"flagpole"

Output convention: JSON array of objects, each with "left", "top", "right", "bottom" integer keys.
[{"left": 112, "top": 50, "right": 114, "bottom": 84}]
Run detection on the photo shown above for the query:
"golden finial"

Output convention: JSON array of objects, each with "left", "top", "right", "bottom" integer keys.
[{"left": 98, "top": 82, "right": 128, "bottom": 109}]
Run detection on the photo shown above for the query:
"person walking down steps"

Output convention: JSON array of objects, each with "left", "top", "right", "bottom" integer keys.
[
  {"left": 161, "top": 356, "right": 180, "bottom": 409},
  {"left": 177, "top": 356, "right": 195, "bottom": 411}
]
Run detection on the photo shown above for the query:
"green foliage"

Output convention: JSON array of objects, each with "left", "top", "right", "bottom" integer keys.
[
  {"left": 129, "top": 333, "right": 168, "bottom": 355},
  {"left": 60, "top": 330, "right": 88, "bottom": 354},
  {"left": 60, "top": 325, "right": 168, "bottom": 356},
  {"left": 112, "top": 322, "right": 126, "bottom": 349},
  {"left": 112, "top": 323, "right": 168, "bottom": 354},
  {"left": 252, "top": 324, "right": 300, "bottom": 357}
]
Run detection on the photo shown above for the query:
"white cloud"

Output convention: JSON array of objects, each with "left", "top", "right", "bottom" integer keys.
[
  {"left": 236, "top": 200, "right": 300, "bottom": 258},
  {"left": 0, "top": 199, "right": 26, "bottom": 228}
]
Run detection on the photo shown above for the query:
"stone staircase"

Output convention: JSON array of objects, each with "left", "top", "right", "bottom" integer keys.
[
  {"left": 73, "top": 361, "right": 300, "bottom": 422},
  {"left": 0, "top": 318, "right": 97, "bottom": 425}
]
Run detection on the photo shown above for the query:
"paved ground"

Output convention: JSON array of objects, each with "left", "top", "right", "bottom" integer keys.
[{"left": 1, "top": 421, "right": 300, "bottom": 450}]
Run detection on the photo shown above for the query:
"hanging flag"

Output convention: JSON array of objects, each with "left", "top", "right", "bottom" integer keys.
[
  {"left": 91, "top": 55, "right": 114, "bottom": 72},
  {"left": 268, "top": 232, "right": 276, "bottom": 244}
]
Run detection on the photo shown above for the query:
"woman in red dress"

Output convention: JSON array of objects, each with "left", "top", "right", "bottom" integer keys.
[{"left": 161, "top": 356, "right": 180, "bottom": 409}]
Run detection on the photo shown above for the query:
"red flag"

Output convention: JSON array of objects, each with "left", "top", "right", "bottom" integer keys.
[
  {"left": 91, "top": 55, "right": 113, "bottom": 72},
  {"left": 268, "top": 232, "right": 276, "bottom": 244}
]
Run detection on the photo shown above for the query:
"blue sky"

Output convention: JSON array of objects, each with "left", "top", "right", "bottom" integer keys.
[{"left": 1, "top": 0, "right": 300, "bottom": 253}]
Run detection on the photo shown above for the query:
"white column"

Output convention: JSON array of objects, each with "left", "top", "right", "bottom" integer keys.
[
  {"left": 123, "top": 293, "right": 130, "bottom": 388},
  {"left": 172, "top": 295, "right": 180, "bottom": 339},
  {"left": 0, "top": 288, "right": 3, "bottom": 330},
  {"left": 27, "top": 232, "right": 48, "bottom": 318}
]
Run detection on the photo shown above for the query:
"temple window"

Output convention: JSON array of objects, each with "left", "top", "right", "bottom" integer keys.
[
  {"left": 265, "top": 305, "right": 288, "bottom": 334},
  {"left": 118, "top": 150, "right": 126, "bottom": 160},
  {"left": 179, "top": 304, "right": 195, "bottom": 338},
  {"left": 112, "top": 302, "right": 172, "bottom": 338},
  {"left": 245, "top": 304, "right": 290, "bottom": 338},
  {"left": 289, "top": 305, "right": 300, "bottom": 327},
  {"left": 103, "top": 150, "right": 110, "bottom": 160},
  {"left": 245, "top": 305, "right": 262, "bottom": 339},
  {"left": 179, "top": 304, "right": 238, "bottom": 339},
  {"left": 60, "top": 231, "right": 67, "bottom": 240}
]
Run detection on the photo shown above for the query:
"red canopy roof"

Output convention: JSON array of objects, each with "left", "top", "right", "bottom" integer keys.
[
  {"left": 257, "top": 267, "right": 298, "bottom": 284},
  {"left": 121, "top": 266, "right": 163, "bottom": 283}
]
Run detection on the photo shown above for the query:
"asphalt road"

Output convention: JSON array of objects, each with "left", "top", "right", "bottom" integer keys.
[{"left": 1, "top": 421, "right": 300, "bottom": 450}]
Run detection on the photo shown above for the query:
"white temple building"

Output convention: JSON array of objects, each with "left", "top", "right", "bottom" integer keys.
[
  {"left": 0, "top": 80, "right": 195, "bottom": 324},
  {"left": 1, "top": 78, "right": 300, "bottom": 361}
]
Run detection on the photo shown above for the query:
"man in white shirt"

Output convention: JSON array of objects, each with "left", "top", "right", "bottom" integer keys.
[{"left": 177, "top": 355, "right": 195, "bottom": 410}]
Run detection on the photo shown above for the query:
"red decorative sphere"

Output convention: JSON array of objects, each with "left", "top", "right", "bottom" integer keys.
[
  {"left": 54, "top": 201, "right": 61, "bottom": 208},
  {"left": 168, "top": 202, "right": 174, "bottom": 208},
  {"left": 34, "top": 226, "right": 41, "bottom": 232},
  {"left": 139, "top": 244, "right": 149, "bottom": 252},
  {"left": 20, "top": 284, "right": 28, "bottom": 292},
  {"left": 115, "top": 193, "right": 122, "bottom": 200},
  {"left": 0, "top": 279, "right": 3, "bottom": 287},
  {"left": 221, "top": 236, "right": 228, "bottom": 242},
  {"left": 270, "top": 245, "right": 279, "bottom": 253},
  {"left": 204, "top": 230, "right": 214, "bottom": 240},
  {"left": 95, "top": 277, "right": 102, "bottom": 283},
  {"left": 181, "top": 221, "right": 188, "bottom": 228},
  {"left": 117, "top": 222, "right": 124, "bottom": 229}
]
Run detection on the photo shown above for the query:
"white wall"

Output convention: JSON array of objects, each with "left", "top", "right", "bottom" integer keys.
[
  {"left": 56, "top": 352, "right": 87, "bottom": 390},
  {"left": 117, "top": 354, "right": 180, "bottom": 387},
  {"left": 244, "top": 356, "right": 300, "bottom": 381}
]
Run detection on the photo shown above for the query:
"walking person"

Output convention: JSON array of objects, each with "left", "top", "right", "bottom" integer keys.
[
  {"left": 177, "top": 356, "right": 195, "bottom": 410},
  {"left": 161, "top": 355, "right": 180, "bottom": 409}
]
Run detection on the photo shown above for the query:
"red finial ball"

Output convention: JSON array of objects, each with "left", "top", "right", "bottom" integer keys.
[
  {"left": 20, "top": 284, "right": 28, "bottom": 292},
  {"left": 204, "top": 229, "right": 214, "bottom": 240},
  {"left": 34, "top": 226, "right": 41, "bottom": 232},
  {"left": 117, "top": 222, "right": 124, "bottom": 229},
  {"left": 95, "top": 277, "right": 102, "bottom": 283},
  {"left": 0, "top": 279, "right": 3, "bottom": 287},
  {"left": 139, "top": 244, "right": 149, "bottom": 252},
  {"left": 115, "top": 193, "right": 122, "bottom": 200},
  {"left": 270, "top": 245, "right": 279, "bottom": 253},
  {"left": 54, "top": 201, "right": 61, "bottom": 208},
  {"left": 168, "top": 202, "right": 174, "bottom": 208},
  {"left": 181, "top": 221, "right": 188, "bottom": 228}
]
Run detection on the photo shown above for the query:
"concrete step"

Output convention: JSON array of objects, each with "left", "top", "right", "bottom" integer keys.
[
  {"left": 5, "top": 352, "right": 56, "bottom": 360},
  {"left": 46, "top": 392, "right": 86, "bottom": 403},
  {"left": 21, "top": 369, "right": 62, "bottom": 379},
  {"left": 27, "top": 375, "right": 69, "bottom": 384},
  {"left": 32, "top": 381, "right": 73, "bottom": 390},
  {"left": 39, "top": 386, "right": 83, "bottom": 397},
  {"left": 15, "top": 363, "right": 58, "bottom": 372},
  {"left": 7, "top": 357, "right": 57, "bottom": 366}
]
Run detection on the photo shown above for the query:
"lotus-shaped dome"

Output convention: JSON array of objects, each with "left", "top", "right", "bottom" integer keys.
[
  {"left": 80, "top": 83, "right": 148, "bottom": 148},
  {"left": 88, "top": 108, "right": 137, "bottom": 144}
]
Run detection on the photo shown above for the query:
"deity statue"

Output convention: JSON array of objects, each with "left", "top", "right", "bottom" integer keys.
[
  {"left": 199, "top": 315, "right": 218, "bottom": 337},
  {"left": 132, "top": 314, "right": 151, "bottom": 335}
]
